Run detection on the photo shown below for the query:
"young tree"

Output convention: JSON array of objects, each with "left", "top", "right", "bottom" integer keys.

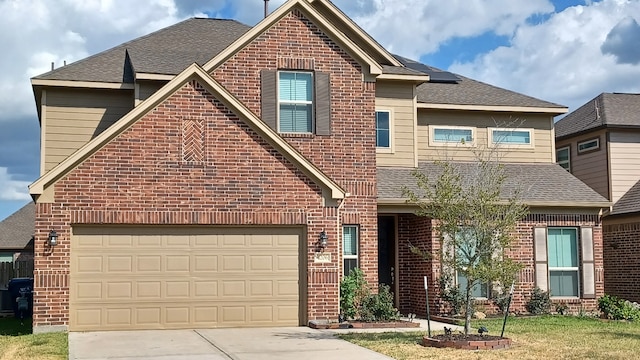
[{"left": 403, "top": 149, "right": 528, "bottom": 335}]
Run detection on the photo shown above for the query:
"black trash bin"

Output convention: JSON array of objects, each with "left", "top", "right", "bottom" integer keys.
[{"left": 8, "top": 278, "right": 33, "bottom": 319}]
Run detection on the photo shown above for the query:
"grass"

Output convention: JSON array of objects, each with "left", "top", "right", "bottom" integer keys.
[
  {"left": 339, "top": 315, "right": 640, "bottom": 360},
  {"left": 0, "top": 317, "right": 67, "bottom": 360}
]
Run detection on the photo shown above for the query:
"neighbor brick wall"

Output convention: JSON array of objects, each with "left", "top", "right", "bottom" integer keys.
[
  {"left": 397, "top": 213, "right": 604, "bottom": 316},
  {"left": 34, "top": 8, "right": 377, "bottom": 329},
  {"left": 603, "top": 219, "right": 640, "bottom": 303}
]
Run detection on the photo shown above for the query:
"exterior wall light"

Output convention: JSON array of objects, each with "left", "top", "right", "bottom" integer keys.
[
  {"left": 319, "top": 230, "right": 328, "bottom": 249},
  {"left": 47, "top": 230, "right": 58, "bottom": 246}
]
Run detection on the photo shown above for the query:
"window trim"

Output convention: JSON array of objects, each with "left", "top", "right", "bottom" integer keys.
[
  {"left": 556, "top": 146, "right": 571, "bottom": 172},
  {"left": 428, "top": 125, "right": 476, "bottom": 147},
  {"left": 488, "top": 127, "right": 534, "bottom": 148},
  {"left": 342, "top": 225, "right": 359, "bottom": 276},
  {"left": 375, "top": 109, "right": 393, "bottom": 153},
  {"left": 277, "top": 70, "right": 314, "bottom": 134},
  {"left": 547, "top": 227, "right": 580, "bottom": 299},
  {"left": 577, "top": 137, "right": 600, "bottom": 154}
]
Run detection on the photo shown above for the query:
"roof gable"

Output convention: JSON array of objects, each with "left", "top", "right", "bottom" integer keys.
[
  {"left": 29, "top": 64, "right": 345, "bottom": 201},
  {"left": 203, "top": 0, "right": 383, "bottom": 76}
]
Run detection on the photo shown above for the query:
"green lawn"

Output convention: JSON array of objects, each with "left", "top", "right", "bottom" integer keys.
[
  {"left": 339, "top": 315, "right": 640, "bottom": 360},
  {"left": 0, "top": 317, "right": 67, "bottom": 360}
]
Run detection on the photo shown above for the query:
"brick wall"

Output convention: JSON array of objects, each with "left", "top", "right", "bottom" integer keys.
[
  {"left": 603, "top": 219, "right": 640, "bottom": 303},
  {"left": 397, "top": 213, "right": 604, "bottom": 316},
  {"left": 34, "top": 9, "right": 377, "bottom": 329}
]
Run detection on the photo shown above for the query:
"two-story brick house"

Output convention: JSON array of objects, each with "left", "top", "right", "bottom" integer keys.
[
  {"left": 555, "top": 92, "right": 640, "bottom": 303},
  {"left": 28, "top": 0, "right": 608, "bottom": 333}
]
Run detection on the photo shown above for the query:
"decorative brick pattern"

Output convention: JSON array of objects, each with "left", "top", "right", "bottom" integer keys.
[
  {"left": 181, "top": 116, "right": 205, "bottom": 163},
  {"left": 603, "top": 220, "right": 640, "bottom": 302},
  {"left": 423, "top": 336, "right": 512, "bottom": 350}
]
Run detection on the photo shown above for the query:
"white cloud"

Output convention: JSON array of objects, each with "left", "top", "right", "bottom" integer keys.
[
  {"left": 449, "top": 0, "right": 640, "bottom": 112},
  {"left": 0, "top": 167, "right": 31, "bottom": 201}
]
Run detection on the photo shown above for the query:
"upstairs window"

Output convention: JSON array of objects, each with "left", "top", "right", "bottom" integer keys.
[
  {"left": 278, "top": 71, "right": 313, "bottom": 133},
  {"left": 490, "top": 128, "right": 533, "bottom": 146},
  {"left": 577, "top": 138, "right": 599, "bottom": 154},
  {"left": 556, "top": 146, "right": 570, "bottom": 171},
  {"left": 376, "top": 111, "right": 391, "bottom": 148},
  {"left": 430, "top": 126, "right": 475, "bottom": 146}
]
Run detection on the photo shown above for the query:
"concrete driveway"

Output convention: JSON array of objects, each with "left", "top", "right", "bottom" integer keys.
[{"left": 69, "top": 326, "right": 394, "bottom": 360}]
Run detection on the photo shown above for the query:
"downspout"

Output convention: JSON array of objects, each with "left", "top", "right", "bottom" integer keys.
[{"left": 336, "top": 192, "right": 350, "bottom": 319}]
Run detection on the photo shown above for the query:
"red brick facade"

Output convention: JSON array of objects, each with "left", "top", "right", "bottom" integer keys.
[
  {"left": 397, "top": 213, "right": 604, "bottom": 316},
  {"left": 33, "top": 10, "right": 377, "bottom": 329},
  {"left": 603, "top": 219, "right": 640, "bottom": 303}
]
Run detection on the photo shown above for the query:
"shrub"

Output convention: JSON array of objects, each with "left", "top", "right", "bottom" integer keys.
[
  {"left": 526, "top": 287, "right": 551, "bottom": 315},
  {"left": 598, "top": 294, "right": 640, "bottom": 321},
  {"left": 555, "top": 303, "right": 569, "bottom": 315},
  {"left": 359, "top": 284, "right": 400, "bottom": 322},
  {"left": 438, "top": 273, "right": 465, "bottom": 315},
  {"left": 340, "top": 268, "right": 368, "bottom": 320}
]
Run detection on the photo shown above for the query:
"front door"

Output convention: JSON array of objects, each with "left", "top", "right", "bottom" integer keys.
[{"left": 378, "top": 216, "right": 396, "bottom": 304}]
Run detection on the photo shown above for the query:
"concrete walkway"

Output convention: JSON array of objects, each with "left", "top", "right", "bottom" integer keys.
[{"left": 69, "top": 319, "right": 458, "bottom": 360}]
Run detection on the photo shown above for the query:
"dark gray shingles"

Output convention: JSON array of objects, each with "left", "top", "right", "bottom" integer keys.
[
  {"left": 34, "top": 18, "right": 251, "bottom": 83},
  {"left": 555, "top": 93, "right": 640, "bottom": 139},
  {"left": 382, "top": 65, "right": 427, "bottom": 76},
  {"left": 611, "top": 179, "right": 640, "bottom": 215},
  {"left": 416, "top": 73, "right": 566, "bottom": 109},
  {"left": 0, "top": 203, "right": 34, "bottom": 249},
  {"left": 378, "top": 162, "right": 609, "bottom": 205}
]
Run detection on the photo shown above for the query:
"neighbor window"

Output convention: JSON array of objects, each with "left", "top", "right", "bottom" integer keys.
[
  {"left": 278, "top": 71, "right": 313, "bottom": 133},
  {"left": 547, "top": 228, "right": 579, "bottom": 297},
  {"left": 430, "top": 126, "right": 474, "bottom": 145},
  {"left": 556, "top": 146, "right": 570, "bottom": 171},
  {"left": 577, "top": 138, "right": 599, "bottom": 154},
  {"left": 376, "top": 111, "right": 391, "bottom": 148},
  {"left": 343, "top": 225, "right": 359, "bottom": 276},
  {"left": 490, "top": 128, "right": 532, "bottom": 146}
]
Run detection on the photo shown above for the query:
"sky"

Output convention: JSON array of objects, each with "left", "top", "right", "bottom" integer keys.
[{"left": 0, "top": 0, "right": 639, "bottom": 220}]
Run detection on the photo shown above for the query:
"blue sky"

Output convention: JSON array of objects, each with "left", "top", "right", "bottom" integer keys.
[{"left": 1, "top": 0, "right": 640, "bottom": 220}]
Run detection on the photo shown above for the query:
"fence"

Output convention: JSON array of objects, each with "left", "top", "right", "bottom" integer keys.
[{"left": 0, "top": 260, "right": 34, "bottom": 288}]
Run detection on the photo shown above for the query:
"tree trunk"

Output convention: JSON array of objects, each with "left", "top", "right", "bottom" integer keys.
[{"left": 464, "top": 283, "right": 473, "bottom": 335}]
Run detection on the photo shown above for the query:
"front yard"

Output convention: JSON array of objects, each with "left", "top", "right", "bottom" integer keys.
[
  {"left": 339, "top": 315, "right": 640, "bottom": 360},
  {"left": 0, "top": 318, "right": 67, "bottom": 360}
]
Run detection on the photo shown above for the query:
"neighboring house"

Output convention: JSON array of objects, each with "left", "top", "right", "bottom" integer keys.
[
  {"left": 555, "top": 92, "right": 640, "bottom": 303},
  {"left": 28, "top": 0, "right": 608, "bottom": 333},
  {"left": 0, "top": 202, "right": 35, "bottom": 263}
]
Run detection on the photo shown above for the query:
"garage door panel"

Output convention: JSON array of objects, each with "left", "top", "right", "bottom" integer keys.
[{"left": 70, "top": 227, "right": 302, "bottom": 330}]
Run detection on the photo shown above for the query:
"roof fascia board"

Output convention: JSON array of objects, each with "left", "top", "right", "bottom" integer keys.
[
  {"left": 308, "top": 0, "right": 402, "bottom": 67},
  {"left": 555, "top": 125, "right": 607, "bottom": 141},
  {"left": 418, "top": 102, "right": 568, "bottom": 114},
  {"left": 136, "top": 73, "right": 175, "bottom": 81},
  {"left": 377, "top": 198, "right": 610, "bottom": 208},
  {"left": 203, "top": 0, "right": 382, "bottom": 76},
  {"left": 31, "top": 79, "right": 134, "bottom": 90},
  {"left": 30, "top": 63, "right": 345, "bottom": 200},
  {"left": 377, "top": 74, "right": 430, "bottom": 82}
]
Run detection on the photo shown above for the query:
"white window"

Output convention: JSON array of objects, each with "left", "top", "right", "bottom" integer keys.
[
  {"left": 577, "top": 138, "right": 599, "bottom": 154},
  {"left": 376, "top": 110, "right": 391, "bottom": 149},
  {"left": 278, "top": 71, "right": 313, "bottom": 133},
  {"left": 548, "top": 228, "right": 579, "bottom": 297},
  {"left": 343, "top": 225, "right": 359, "bottom": 276},
  {"left": 556, "top": 146, "right": 570, "bottom": 171},
  {"left": 429, "top": 126, "right": 475, "bottom": 146},
  {"left": 489, "top": 128, "right": 533, "bottom": 147}
]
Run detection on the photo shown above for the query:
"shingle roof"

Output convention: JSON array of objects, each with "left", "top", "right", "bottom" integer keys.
[
  {"left": 611, "top": 179, "right": 640, "bottom": 215},
  {"left": 381, "top": 65, "right": 427, "bottom": 76},
  {"left": 415, "top": 71, "right": 566, "bottom": 109},
  {"left": 0, "top": 203, "right": 34, "bottom": 249},
  {"left": 34, "top": 18, "right": 251, "bottom": 83},
  {"left": 555, "top": 93, "right": 640, "bottom": 139},
  {"left": 378, "top": 162, "right": 609, "bottom": 206}
]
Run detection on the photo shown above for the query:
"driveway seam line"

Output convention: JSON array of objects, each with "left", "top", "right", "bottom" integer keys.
[{"left": 193, "top": 329, "right": 237, "bottom": 360}]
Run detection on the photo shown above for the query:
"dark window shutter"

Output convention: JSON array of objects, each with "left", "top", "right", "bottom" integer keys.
[
  {"left": 580, "top": 227, "right": 596, "bottom": 299},
  {"left": 533, "top": 227, "right": 549, "bottom": 292},
  {"left": 314, "top": 72, "right": 331, "bottom": 135},
  {"left": 261, "top": 70, "right": 277, "bottom": 131}
]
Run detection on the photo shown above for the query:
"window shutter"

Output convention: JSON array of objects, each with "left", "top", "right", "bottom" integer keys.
[
  {"left": 314, "top": 72, "right": 331, "bottom": 135},
  {"left": 533, "top": 227, "right": 548, "bottom": 292},
  {"left": 261, "top": 70, "right": 277, "bottom": 130},
  {"left": 580, "top": 227, "right": 596, "bottom": 299}
]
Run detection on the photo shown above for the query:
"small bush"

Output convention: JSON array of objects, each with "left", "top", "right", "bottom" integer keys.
[
  {"left": 526, "top": 287, "right": 551, "bottom": 315},
  {"left": 359, "top": 284, "right": 400, "bottom": 322},
  {"left": 555, "top": 303, "right": 569, "bottom": 315},
  {"left": 438, "top": 273, "right": 465, "bottom": 315},
  {"left": 340, "top": 268, "right": 368, "bottom": 320},
  {"left": 598, "top": 294, "right": 640, "bottom": 321}
]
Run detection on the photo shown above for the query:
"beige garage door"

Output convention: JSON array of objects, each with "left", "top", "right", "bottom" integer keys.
[{"left": 70, "top": 226, "right": 303, "bottom": 331}]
